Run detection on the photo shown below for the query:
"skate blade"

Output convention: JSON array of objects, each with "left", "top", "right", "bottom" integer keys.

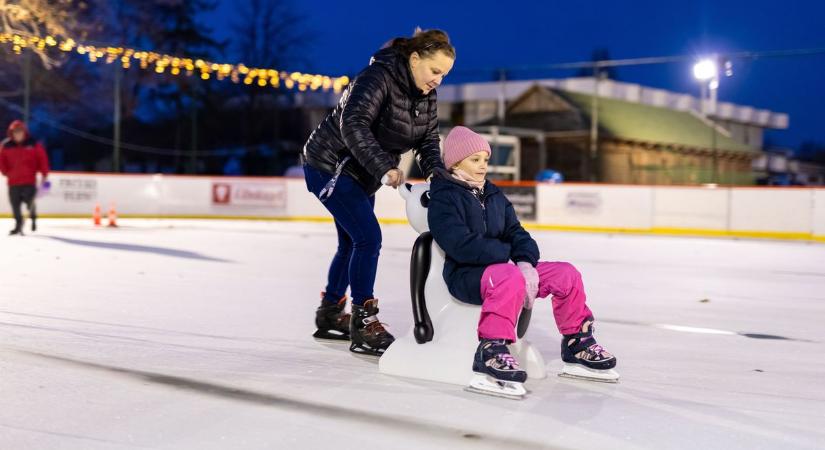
[
  {"left": 312, "top": 329, "right": 350, "bottom": 342},
  {"left": 465, "top": 374, "right": 526, "bottom": 400},
  {"left": 558, "top": 363, "right": 619, "bottom": 383},
  {"left": 349, "top": 343, "right": 385, "bottom": 357}
]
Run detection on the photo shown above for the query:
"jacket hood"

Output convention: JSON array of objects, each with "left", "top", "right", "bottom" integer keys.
[{"left": 7, "top": 120, "right": 29, "bottom": 140}]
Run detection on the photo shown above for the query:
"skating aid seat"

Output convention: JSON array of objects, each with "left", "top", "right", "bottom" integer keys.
[{"left": 378, "top": 183, "right": 546, "bottom": 386}]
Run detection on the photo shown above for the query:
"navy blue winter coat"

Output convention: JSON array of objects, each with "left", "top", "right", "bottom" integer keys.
[{"left": 427, "top": 170, "right": 540, "bottom": 305}]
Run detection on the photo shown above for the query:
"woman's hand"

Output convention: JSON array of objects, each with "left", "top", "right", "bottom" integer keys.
[{"left": 383, "top": 169, "right": 406, "bottom": 188}]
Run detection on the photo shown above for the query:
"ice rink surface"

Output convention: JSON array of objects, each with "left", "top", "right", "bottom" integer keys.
[{"left": 1, "top": 219, "right": 823, "bottom": 450}]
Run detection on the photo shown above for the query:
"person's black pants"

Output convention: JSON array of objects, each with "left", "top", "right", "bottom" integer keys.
[{"left": 8, "top": 185, "right": 36, "bottom": 231}]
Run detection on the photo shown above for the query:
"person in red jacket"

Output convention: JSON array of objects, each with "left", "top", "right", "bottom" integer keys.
[{"left": 0, "top": 120, "right": 50, "bottom": 235}]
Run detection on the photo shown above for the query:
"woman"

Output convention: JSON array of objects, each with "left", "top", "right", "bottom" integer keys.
[{"left": 303, "top": 29, "right": 455, "bottom": 355}]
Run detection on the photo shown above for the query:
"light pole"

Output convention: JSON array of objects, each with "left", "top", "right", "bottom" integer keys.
[
  {"left": 693, "top": 58, "right": 719, "bottom": 115},
  {"left": 693, "top": 57, "right": 720, "bottom": 183}
]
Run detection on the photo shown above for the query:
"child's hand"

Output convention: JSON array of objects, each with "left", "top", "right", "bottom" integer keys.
[{"left": 517, "top": 262, "right": 539, "bottom": 308}]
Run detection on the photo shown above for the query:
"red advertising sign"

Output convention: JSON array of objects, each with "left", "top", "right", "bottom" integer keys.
[{"left": 211, "top": 181, "right": 287, "bottom": 209}]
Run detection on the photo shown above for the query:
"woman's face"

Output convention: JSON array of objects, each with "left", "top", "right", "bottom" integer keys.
[
  {"left": 409, "top": 50, "right": 454, "bottom": 95},
  {"left": 453, "top": 151, "right": 490, "bottom": 182}
]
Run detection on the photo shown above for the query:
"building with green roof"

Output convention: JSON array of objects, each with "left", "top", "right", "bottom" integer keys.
[{"left": 437, "top": 77, "right": 787, "bottom": 185}]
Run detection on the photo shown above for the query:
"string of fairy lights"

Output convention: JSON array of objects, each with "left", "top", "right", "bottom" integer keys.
[{"left": 0, "top": 32, "right": 350, "bottom": 93}]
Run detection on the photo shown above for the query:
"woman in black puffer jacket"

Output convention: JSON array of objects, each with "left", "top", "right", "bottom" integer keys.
[{"left": 304, "top": 29, "right": 455, "bottom": 355}]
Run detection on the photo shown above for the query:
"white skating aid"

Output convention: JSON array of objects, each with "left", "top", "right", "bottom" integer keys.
[{"left": 379, "top": 182, "right": 547, "bottom": 388}]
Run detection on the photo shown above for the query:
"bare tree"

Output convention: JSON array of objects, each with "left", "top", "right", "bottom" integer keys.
[
  {"left": 231, "top": 0, "right": 310, "bottom": 70},
  {"left": 230, "top": 0, "right": 311, "bottom": 143},
  {"left": 0, "top": 0, "right": 87, "bottom": 68}
]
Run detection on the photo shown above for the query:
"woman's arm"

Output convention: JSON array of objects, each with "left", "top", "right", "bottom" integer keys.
[
  {"left": 414, "top": 93, "right": 446, "bottom": 178},
  {"left": 428, "top": 192, "right": 511, "bottom": 265},
  {"left": 340, "top": 67, "right": 396, "bottom": 180}
]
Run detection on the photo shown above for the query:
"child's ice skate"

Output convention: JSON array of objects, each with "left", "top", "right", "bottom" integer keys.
[
  {"left": 312, "top": 294, "right": 351, "bottom": 341},
  {"left": 466, "top": 339, "right": 527, "bottom": 400},
  {"left": 559, "top": 318, "right": 619, "bottom": 383}
]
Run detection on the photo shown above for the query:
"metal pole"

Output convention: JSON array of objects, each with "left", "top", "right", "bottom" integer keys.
[
  {"left": 712, "top": 120, "right": 718, "bottom": 183},
  {"left": 113, "top": 66, "right": 122, "bottom": 173},
  {"left": 589, "top": 69, "right": 601, "bottom": 182},
  {"left": 497, "top": 69, "right": 506, "bottom": 125},
  {"left": 710, "top": 77, "right": 719, "bottom": 183},
  {"left": 189, "top": 102, "right": 198, "bottom": 174},
  {"left": 23, "top": 51, "right": 32, "bottom": 123}
]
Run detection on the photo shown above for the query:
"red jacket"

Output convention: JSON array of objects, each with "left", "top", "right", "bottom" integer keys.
[{"left": 0, "top": 121, "right": 49, "bottom": 186}]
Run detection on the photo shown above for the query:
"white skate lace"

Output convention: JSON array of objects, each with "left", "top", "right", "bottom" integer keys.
[
  {"left": 496, "top": 353, "right": 520, "bottom": 369},
  {"left": 586, "top": 344, "right": 613, "bottom": 361}
]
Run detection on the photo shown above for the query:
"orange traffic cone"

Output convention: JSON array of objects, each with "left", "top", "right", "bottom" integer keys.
[
  {"left": 107, "top": 203, "right": 118, "bottom": 228},
  {"left": 93, "top": 204, "right": 102, "bottom": 226}
]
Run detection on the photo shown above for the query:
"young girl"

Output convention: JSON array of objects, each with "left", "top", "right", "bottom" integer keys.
[{"left": 427, "top": 126, "right": 618, "bottom": 392}]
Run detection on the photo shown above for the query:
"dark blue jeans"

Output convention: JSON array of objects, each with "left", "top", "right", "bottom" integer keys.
[{"left": 304, "top": 164, "right": 381, "bottom": 306}]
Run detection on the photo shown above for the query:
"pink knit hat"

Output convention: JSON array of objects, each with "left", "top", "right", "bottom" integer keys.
[{"left": 442, "top": 126, "right": 491, "bottom": 169}]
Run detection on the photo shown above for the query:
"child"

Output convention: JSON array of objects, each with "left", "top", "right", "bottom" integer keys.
[
  {"left": 0, "top": 120, "right": 50, "bottom": 235},
  {"left": 427, "top": 126, "right": 617, "bottom": 393}
]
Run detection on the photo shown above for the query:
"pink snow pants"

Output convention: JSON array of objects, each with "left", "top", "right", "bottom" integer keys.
[{"left": 477, "top": 262, "right": 593, "bottom": 342}]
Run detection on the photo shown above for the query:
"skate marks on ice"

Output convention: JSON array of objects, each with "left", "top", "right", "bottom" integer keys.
[
  {"left": 0, "top": 310, "right": 275, "bottom": 345},
  {"left": 16, "top": 350, "right": 560, "bottom": 450},
  {"left": 36, "top": 235, "right": 233, "bottom": 263},
  {"left": 0, "top": 422, "right": 155, "bottom": 450},
  {"left": 598, "top": 318, "right": 817, "bottom": 343},
  {"left": 312, "top": 339, "right": 381, "bottom": 365},
  {"left": 549, "top": 375, "right": 823, "bottom": 449}
]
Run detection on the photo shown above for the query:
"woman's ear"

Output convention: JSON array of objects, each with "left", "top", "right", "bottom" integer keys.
[{"left": 409, "top": 52, "right": 420, "bottom": 69}]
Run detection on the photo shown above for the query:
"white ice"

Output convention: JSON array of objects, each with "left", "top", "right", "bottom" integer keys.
[{"left": 1, "top": 219, "right": 824, "bottom": 450}]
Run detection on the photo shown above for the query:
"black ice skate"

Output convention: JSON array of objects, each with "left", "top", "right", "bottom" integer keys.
[
  {"left": 349, "top": 299, "right": 394, "bottom": 356},
  {"left": 560, "top": 318, "right": 619, "bottom": 383},
  {"left": 466, "top": 339, "right": 527, "bottom": 400},
  {"left": 312, "top": 294, "right": 351, "bottom": 341}
]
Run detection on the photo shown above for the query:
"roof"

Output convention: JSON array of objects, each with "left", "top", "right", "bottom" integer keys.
[
  {"left": 437, "top": 77, "right": 788, "bottom": 130},
  {"left": 559, "top": 91, "right": 755, "bottom": 153}
]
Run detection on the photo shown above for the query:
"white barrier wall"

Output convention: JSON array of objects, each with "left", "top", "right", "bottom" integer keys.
[
  {"left": 814, "top": 190, "right": 825, "bottom": 237},
  {"left": 536, "top": 184, "right": 654, "bottom": 230},
  {"left": 0, "top": 173, "right": 407, "bottom": 221},
  {"left": 729, "top": 188, "right": 814, "bottom": 234},
  {"left": 0, "top": 172, "right": 823, "bottom": 241},
  {"left": 651, "top": 187, "right": 729, "bottom": 231}
]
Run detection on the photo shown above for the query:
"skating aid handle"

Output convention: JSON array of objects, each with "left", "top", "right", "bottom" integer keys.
[
  {"left": 410, "top": 232, "right": 434, "bottom": 344},
  {"left": 516, "top": 307, "right": 532, "bottom": 339}
]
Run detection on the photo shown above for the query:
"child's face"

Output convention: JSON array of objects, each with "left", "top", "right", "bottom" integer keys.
[
  {"left": 11, "top": 129, "right": 25, "bottom": 143},
  {"left": 452, "top": 151, "right": 489, "bottom": 182}
]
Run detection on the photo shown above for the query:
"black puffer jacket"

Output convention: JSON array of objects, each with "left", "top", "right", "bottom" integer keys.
[{"left": 303, "top": 47, "right": 444, "bottom": 195}]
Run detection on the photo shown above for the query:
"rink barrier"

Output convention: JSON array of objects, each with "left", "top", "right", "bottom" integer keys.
[
  {"left": 4, "top": 212, "right": 822, "bottom": 242},
  {"left": 0, "top": 172, "right": 823, "bottom": 243}
]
